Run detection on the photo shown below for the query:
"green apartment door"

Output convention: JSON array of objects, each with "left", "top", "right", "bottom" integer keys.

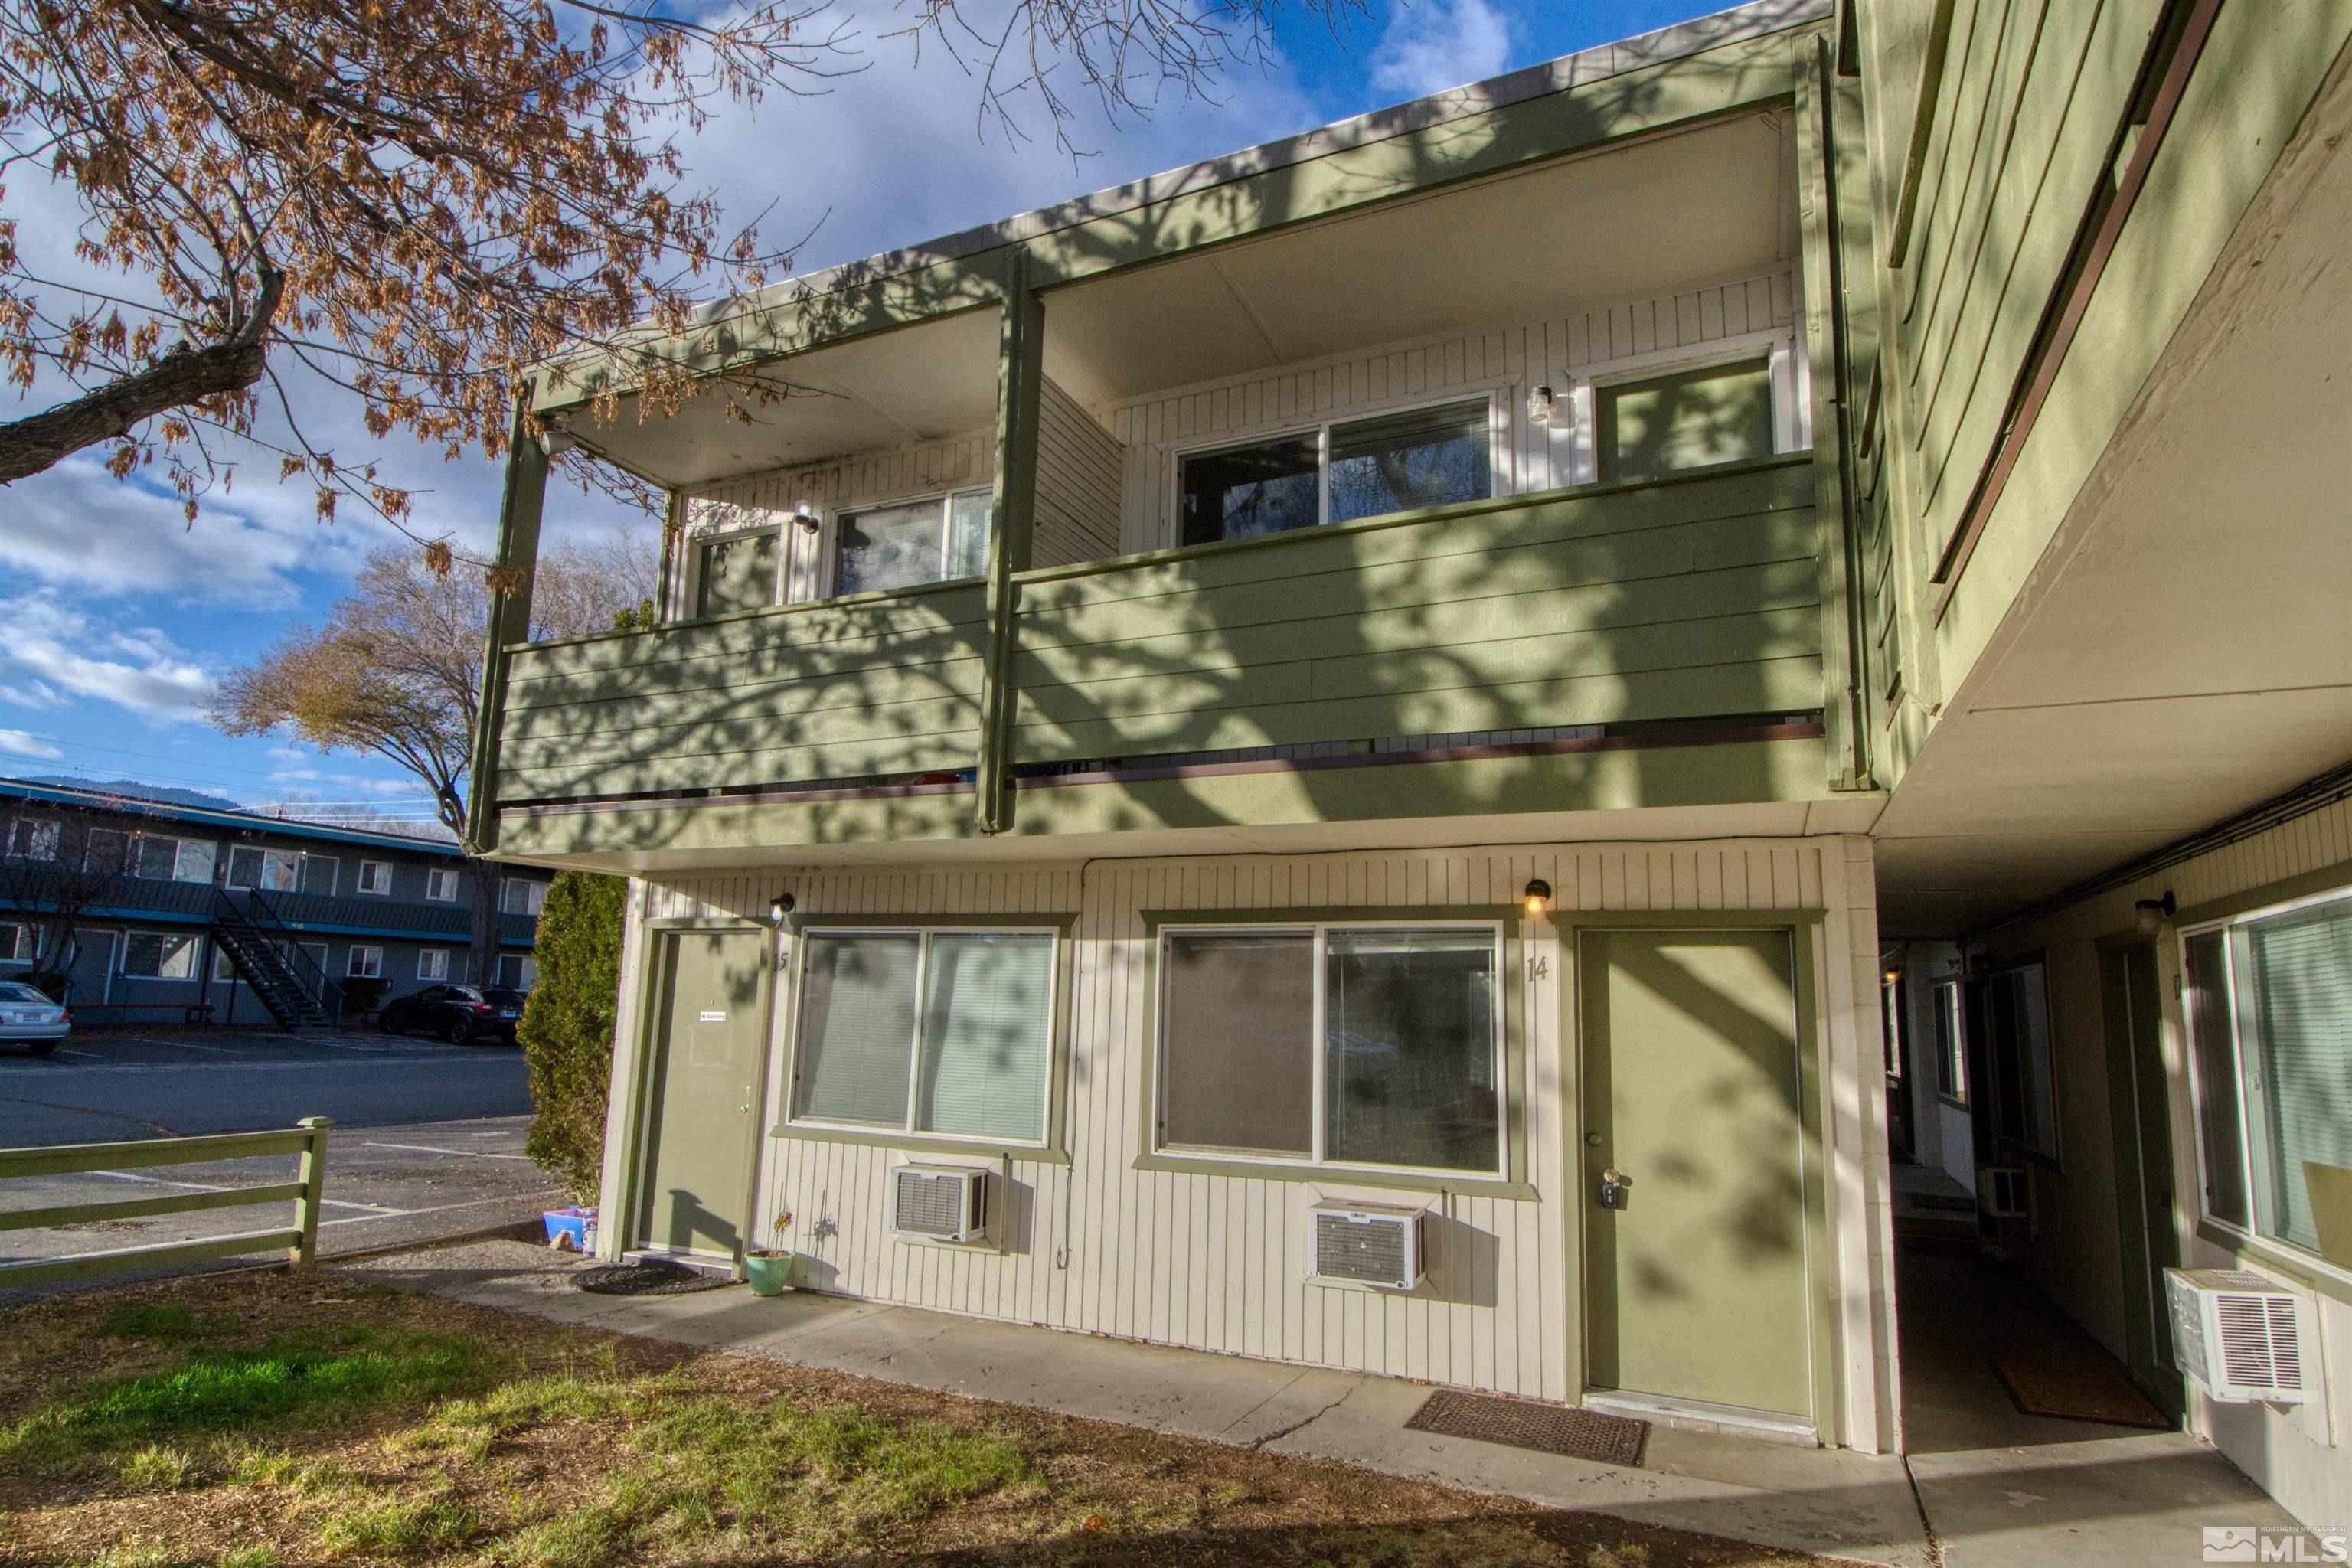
[
  {"left": 1581, "top": 927, "right": 1812, "bottom": 1419},
  {"left": 633, "top": 926, "right": 770, "bottom": 1264}
]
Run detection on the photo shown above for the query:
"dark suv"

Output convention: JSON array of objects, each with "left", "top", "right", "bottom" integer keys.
[{"left": 380, "top": 984, "right": 528, "bottom": 1045}]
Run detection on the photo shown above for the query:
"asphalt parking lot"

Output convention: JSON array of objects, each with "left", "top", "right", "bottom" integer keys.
[{"left": 0, "top": 1029, "right": 562, "bottom": 1293}]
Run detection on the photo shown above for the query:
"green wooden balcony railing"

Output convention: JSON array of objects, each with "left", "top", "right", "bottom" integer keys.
[{"left": 484, "top": 454, "right": 1824, "bottom": 835}]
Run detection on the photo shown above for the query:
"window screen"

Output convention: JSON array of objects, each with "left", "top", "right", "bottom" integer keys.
[
  {"left": 1159, "top": 932, "right": 1314, "bottom": 1155},
  {"left": 915, "top": 933, "right": 1054, "bottom": 1142},
  {"left": 1180, "top": 434, "right": 1321, "bottom": 547},
  {"left": 1598, "top": 357, "right": 1775, "bottom": 481},
  {"left": 794, "top": 933, "right": 920, "bottom": 1128},
  {"left": 697, "top": 530, "right": 780, "bottom": 617},
  {"left": 1325, "top": 929, "right": 1499, "bottom": 1171},
  {"left": 1326, "top": 400, "right": 1491, "bottom": 524},
  {"left": 2238, "top": 900, "right": 2352, "bottom": 1257}
]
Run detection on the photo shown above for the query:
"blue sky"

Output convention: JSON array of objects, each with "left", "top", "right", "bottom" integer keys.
[{"left": 0, "top": 0, "right": 1714, "bottom": 823}]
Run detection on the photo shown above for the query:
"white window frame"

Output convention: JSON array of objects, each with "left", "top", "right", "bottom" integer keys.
[
  {"left": 346, "top": 945, "right": 384, "bottom": 979},
  {"left": 132, "top": 833, "right": 217, "bottom": 884},
  {"left": 225, "top": 845, "right": 302, "bottom": 892},
  {"left": 355, "top": 859, "right": 394, "bottom": 896},
  {"left": 823, "top": 485, "right": 995, "bottom": 601},
  {"left": 425, "top": 867, "right": 459, "bottom": 902},
  {"left": 82, "top": 827, "right": 132, "bottom": 875},
  {"left": 1152, "top": 918, "right": 1508, "bottom": 1181},
  {"left": 417, "top": 948, "right": 450, "bottom": 981},
  {"left": 1566, "top": 329, "right": 1808, "bottom": 488},
  {"left": 8, "top": 818, "right": 59, "bottom": 861},
  {"left": 784, "top": 923, "right": 1063, "bottom": 1151},
  {"left": 0, "top": 922, "right": 36, "bottom": 964},
  {"left": 1932, "top": 978, "right": 1968, "bottom": 1107},
  {"left": 495, "top": 952, "right": 537, "bottom": 991},
  {"left": 686, "top": 516, "right": 789, "bottom": 620},
  {"left": 2179, "top": 882, "right": 2352, "bottom": 1285},
  {"left": 120, "top": 929, "right": 201, "bottom": 981},
  {"left": 501, "top": 877, "right": 547, "bottom": 916},
  {"left": 1168, "top": 390, "right": 1508, "bottom": 547}
]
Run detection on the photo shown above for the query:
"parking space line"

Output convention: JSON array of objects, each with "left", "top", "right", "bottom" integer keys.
[
  {"left": 360, "top": 1140, "right": 535, "bottom": 1161},
  {"left": 319, "top": 1197, "right": 404, "bottom": 1214},
  {"left": 91, "top": 1169, "right": 228, "bottom": 1191},
  {"left": 54, "top": 1048, "right": 100, "bottom": 1060},
  {"left": 126, "top": 1036, "right": 248, "bottom": 1055},
  {"left": 316, "top": 1191, "right": 559, "bottom": 1228}
]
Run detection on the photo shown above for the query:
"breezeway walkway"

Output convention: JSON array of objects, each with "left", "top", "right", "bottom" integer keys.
[{"left": 341, "top": 1238, "right": 2305, "bottom": 1567}]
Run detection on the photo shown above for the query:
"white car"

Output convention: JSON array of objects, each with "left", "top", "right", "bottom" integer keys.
[{"left": 0, "top": 980, "right": 69, "bottom": 1055}]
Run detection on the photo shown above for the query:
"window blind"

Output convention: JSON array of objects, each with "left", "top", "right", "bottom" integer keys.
[
  {"left": 2242, "top": 902, "right": 2352, "bottom": 1254},
  {"left": 915, "top": 933, "right": 1053, "bottom": 1142},
  {"left": 793, "top": 934, "right": 919, "bottom": 1127}
]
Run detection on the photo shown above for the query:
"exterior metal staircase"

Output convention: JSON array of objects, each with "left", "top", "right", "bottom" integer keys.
[{"left": 211, "top": 889, "right": 338, "bottom": 1031}]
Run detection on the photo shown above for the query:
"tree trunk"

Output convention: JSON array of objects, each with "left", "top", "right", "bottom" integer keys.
[{"left": 467, "top": 855, "right": 503, "bottom": 988}]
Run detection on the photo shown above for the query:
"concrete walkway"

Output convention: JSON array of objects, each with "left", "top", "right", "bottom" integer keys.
[{"left": 338, "top": 1239, "right": 2308, "bottom": 1568}]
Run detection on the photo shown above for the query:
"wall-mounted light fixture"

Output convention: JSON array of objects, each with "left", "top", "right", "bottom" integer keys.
[
  {"left": 536, "top": 423, "right": 580, "bottom": 458},
  {"left": 1522, "top": 878, "right": 1553, "bottom": 919},
  {"left": 1883, "top": 965, "right": 1903, "bottom": 986},
  {"left": 792, "top": 501, "right": 820, "bottom": 533},
  {"left": 2133, "top": 890, "right": 2177, "bottom": 936},
  {"left": 769, "top": 892, "right": 799, "bottom": 932},
  {"left": 1527, "top": 384, "right": 1557, "bottom": 427}
]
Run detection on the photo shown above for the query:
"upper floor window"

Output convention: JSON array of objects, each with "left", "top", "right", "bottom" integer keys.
[
  {"left": 426, "top": 867, "right": 459, "bottom": 902},
  {"left": 227, "top": 846, "right": 302, "bottom": 893},
  {"left": 789, "top": 927, "right": 1057, "bottom": 1145},
  {"left": 1594, "top": 354, "right": 1777, "bottom": 483},
  {"left": 83, "top": 827, "right": 131, "bottom": 875},
  {"left": 834, "top": 488, "right": 992, "bottom": 597},
  {"left": 7, "top": 818, "right": 58, "bottom": 861},
  {"left": 696, "top": 526, "right": 782, "bottom": 618},
  {"left": 2184, "top": 888, "right": 2352, "bottom": 1269},
  {"left": 356, "top": 860, "right": 393, "bottom": 895},
  {"left": 501, "top": 877, "right": 547, "bottom": 916},
  {"left": 1155, "top": 922, "right": 1504, "bottom": 1175},
  {"left": 133, "top": 834, "right": 217, "bottom": 884},
  {"left": 1179, "top": 397, "right": 1494, "bottom": 547}
]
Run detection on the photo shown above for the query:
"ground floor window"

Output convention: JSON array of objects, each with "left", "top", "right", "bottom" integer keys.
[
  {"left": 346, "top": 946, "right": 383, "bottom": 979},
  {"left": 2184, "top": 888, "right": 2352, "bottom": 1265},
  {"left": 0, "top": 923, "right": 33, "bottom": 963},
  {"left": 1985, "top": 962, "right": 2058, "bottom": 1160},
  {"left": 789, "top": 927, "right": 1058, "bottom": 1145},
  {"left": 418, "top": 949, "right": 449, "bottom": 981},
  {"left": 495, "top": 954, "right": 535, "bottom": 991},
  {"left": 1933, "top": 979, "right": 1968, "bottom": 1106},
  {"left": 1155, "top": 923, "right": 1503, "bottom": 1176},
  {"left": 122, "top": 931, "right": 199, "bottom": 980}
]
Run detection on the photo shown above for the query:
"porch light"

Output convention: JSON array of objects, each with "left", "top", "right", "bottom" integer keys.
[
  {"left": 769, "top": 893, "right": 797, "bottom": 929},
  {"left": 792, "top": 501, "right": 820, "bottom": 533},
  {"left": 1522, "top": 879, "right": 1553, "bottom": 918},
  {"left": 1527, "top": 384, "right": 1557, "bottom": 427},
  {"left": 536, "top": 423, "right": 579, "bottom": 457},
  {"left": 2133, "top": 891, "right": 2177, "bottom": 936}
]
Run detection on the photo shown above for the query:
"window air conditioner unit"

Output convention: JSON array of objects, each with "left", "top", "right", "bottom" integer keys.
[
  {"left": 1307, "top": 1200, "right": 1426, "bottom": 1290},
  {"left": 2166, "top": 1268, "right": 2305, "bottom": 1404},
  {"left": 892, "top": 1164, "right": 990, "bottom": 1244},
  {"left": 1981, "top": 1165, "right": 2030, "bottom": 1218}
]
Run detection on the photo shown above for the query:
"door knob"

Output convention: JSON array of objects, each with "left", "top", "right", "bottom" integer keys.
[{"left": 1599, "top": 1168, "right": 1632, "bottom": 1210}]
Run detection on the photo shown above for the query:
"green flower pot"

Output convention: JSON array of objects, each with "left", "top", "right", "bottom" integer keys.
[{"left": 744, "top": 1250, "right": 795, "bottom": 1297}]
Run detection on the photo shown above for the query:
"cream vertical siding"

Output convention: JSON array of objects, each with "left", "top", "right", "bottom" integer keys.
[
  {"left": 597, "top": 835, "right": 1896, "bottom": 1450},
  {"left": 1984, "top": 794, "right": 2352, "bottom": 1529},
  {"left": 1106, "top": 267, "right": 1802, "bottom": 552}
]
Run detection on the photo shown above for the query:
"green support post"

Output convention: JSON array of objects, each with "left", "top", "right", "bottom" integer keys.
[
  {"left": 292, "top": 1116, "right": 333, "bottom": 1267},
  {"left": 464, "top": 398, "right": 551, "bottom": 857},
  {"left": 975, "top": 259, "right": 1045, "bottom": 835}
]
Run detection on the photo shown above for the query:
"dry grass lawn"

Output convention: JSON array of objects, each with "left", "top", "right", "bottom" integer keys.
[{"left": 0, "top": 1268, "right": 1842, "bottom": 1567}]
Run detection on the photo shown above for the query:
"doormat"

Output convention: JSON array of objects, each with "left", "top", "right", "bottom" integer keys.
[
  {"left": 1992, "top": 1344, "right": 2169, "bottom": 1429},
  {"left": 1404, "top": 1389, "right": 1648, "bottom": 1467},
  {"left": 576, "top": 1259, "right": 733, "bottom": 1297}
]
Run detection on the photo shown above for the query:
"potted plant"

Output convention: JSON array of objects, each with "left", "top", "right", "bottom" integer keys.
[{"left": 744, "top": 1210, "right": 795, "bottom": 1296}]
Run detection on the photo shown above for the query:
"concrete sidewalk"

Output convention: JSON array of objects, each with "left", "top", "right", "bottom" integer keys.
[{"left": 341, "top": 1239, "right": 1934, "bottom": 1566}]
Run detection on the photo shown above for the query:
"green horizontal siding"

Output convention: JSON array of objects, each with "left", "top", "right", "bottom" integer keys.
[
  {"left": 489, "top": 459, "right": 1825, "bottom": 816},
  {"left": 1011, "top": 460, "right": 1821, "bottom": 766}
]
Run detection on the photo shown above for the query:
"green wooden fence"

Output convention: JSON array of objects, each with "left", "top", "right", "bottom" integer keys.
[{"left": 0, "top": 1118, "right": 332, "bottom": 1289}]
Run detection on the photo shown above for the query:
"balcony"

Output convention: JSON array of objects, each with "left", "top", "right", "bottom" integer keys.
[{"left": 484, "top": 456, "right": 1830, "bottom": 861}]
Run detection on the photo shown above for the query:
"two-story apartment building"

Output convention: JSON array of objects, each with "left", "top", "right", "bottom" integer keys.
[
  {"left": 462, "top": 0, "right": 2352, "bottom": 1527},
  {"left": 0, "top": 780, "right": 550, "bottom": 1026}
]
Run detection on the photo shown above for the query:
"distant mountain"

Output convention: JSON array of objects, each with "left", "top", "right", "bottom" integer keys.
[{"left": 16, "top": 776, "right": 248, "bottom": 813}]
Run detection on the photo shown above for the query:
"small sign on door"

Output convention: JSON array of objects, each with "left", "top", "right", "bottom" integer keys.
[{"left": 698, "top": 1010, "right": 727, "bottom": 1023}]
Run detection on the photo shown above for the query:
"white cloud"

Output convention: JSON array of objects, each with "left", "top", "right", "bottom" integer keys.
[
  {"left": 0, "top": 681, "right": 66, "bottom": 711},
  {"left": 0, "top": 594, "right": 216, "bottom": 720},
  {"left": 0, "top": 730, "right": 65, "bottom": 761},
  {"left": 1368, "top": 0, "right": 1517, "bottom": 100}
]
